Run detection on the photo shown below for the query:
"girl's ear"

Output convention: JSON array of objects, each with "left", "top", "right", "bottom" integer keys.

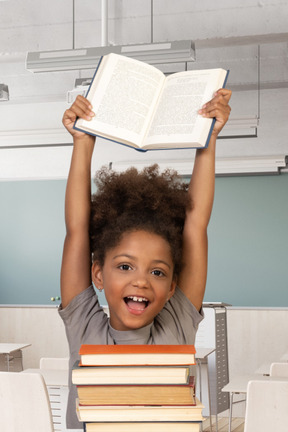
[
  {"left": 91, "top": 261, "right": 104, "bottom": 291},
  {"left": 167, "top": 278, "right": 177, "bottom": 301}
]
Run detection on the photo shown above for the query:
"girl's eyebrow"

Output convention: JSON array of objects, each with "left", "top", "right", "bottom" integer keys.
[
  {"left": 152, "top": 259, "right": 172, "bottom": 270},
  {"left": 112, "top": 254, "right": 172, "bottom": 269},
  {"left": 112, "top": 254, "right": 135, "bottom": 261}
]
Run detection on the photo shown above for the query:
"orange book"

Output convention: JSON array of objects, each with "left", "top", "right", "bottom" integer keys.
[
  {"left": 76, "top": 376, "right": 196, "bottom": 406},
  {"left": 79, "top": 344, "right": 196, "bottom": 366}
]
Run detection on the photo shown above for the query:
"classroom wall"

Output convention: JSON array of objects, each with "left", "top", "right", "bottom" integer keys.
[
  {"left": 1, "top": 304, "right": 287, "bottom": 402},
  {"left": 1, "top": 172, "right": 287, "bottom": 306}
]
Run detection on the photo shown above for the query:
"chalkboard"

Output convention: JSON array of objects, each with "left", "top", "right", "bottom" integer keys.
[
  {"left": 206, "top": 174, "right": 288, "bottom": 306},
  {"left": 0, "top": 174, "right": 287, "bottom": 306}
]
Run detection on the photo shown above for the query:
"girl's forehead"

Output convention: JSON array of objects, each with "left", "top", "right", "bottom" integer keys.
[
  {"left": 108, "top": 230, "right": 173, "bottom": 258},
  {"left": 118, "top": 229, "right": 169, "bottom": 245}
]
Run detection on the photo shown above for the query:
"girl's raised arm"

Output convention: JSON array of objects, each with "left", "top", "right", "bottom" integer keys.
[
  {"left": 60, "top": 96, "right": 96, "bottom": 308},
  {"left": 178, "top": 89, "right": 232, "bottom": 311}
]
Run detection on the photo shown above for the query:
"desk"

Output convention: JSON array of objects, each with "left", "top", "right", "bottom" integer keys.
[
  {"left": 0, "top": 343, "right": 31, "bottom": 371},
  {"left": 196, "top": 347, "right": 215, "bottom": 432}
]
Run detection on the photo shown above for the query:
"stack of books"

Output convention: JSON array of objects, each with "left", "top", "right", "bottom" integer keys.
[{"left": 73, "top": 344, "right": 204, "bottom": 432}]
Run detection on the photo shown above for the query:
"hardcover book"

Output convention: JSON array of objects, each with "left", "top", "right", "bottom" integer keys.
[
  {"left": 78, "top": 344, "right": 196, "bottom": 366},
  {"left": 76, "top": 397, "right": 204, "bottom": 422},
  {"left": 84, "top": 421, "right": 202, "bottom": 432},
  {"left": 76, "top": 376, "right": 196, "bottom": 406},
  {"left": 72, "top": 361, "right": 190, "bottom": 385},
  {"left": 74, "top": 53, "right": 228, "bottom": 151}
]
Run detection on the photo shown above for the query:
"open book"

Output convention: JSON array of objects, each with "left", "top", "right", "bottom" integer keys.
[{"left": 74, "top": 53, "right": 229, "bottom": 151}]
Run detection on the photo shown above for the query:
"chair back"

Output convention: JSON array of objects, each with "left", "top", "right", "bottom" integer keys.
[
  {"left": 270, "top": 362, "right": 288, "bottom": 377},
  {"left": 244, "top": 379, "right": 288, "bottom": 432},
  {"left": 0, "top": 371, "right": 54, "bottom": 432}
]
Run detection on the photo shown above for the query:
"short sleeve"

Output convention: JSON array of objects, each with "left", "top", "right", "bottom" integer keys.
[{"left": 152, "top": 286, "right": 204, "bottom": 345}]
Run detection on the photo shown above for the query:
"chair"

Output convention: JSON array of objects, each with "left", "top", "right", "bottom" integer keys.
[
  {"left": 0, "top": 371, "right": 54, "bottom": 432},
  {"left": 244, "top": 379, "right": 288, "bottom": 432},
  {"left": 270, "top": 361, "right": 288, "bottom": 377}
]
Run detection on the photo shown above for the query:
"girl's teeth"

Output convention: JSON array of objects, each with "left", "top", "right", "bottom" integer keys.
[{"left": 128, "top": 296, "right": 147, "bottom": 302}]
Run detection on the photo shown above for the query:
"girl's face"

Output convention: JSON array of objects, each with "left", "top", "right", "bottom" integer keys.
[{"left": 92, "top": 230, "right": 176, "bottom": 331}]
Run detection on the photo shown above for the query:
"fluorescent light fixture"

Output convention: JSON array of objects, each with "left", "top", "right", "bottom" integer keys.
[
  {"left": 218, "top": 116, "right": 259, "bottom": 139},
  {"left": 215, "top": 155, "right": 287, "bottom": 175},
  {"left": 111, "top": 155, "right": 288, "bottom": 176},
  {"left": 26, "top": 40, "right": 195, "bottom": 73}
]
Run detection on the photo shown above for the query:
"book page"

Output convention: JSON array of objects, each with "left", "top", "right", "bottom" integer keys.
[
  {"left": 78, "top": 54, "right": 165, "bottom": 146},
  {"left": 144, "top": 69, "right": 226, "bottom": 147}
]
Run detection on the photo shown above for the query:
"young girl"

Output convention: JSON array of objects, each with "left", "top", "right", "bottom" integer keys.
[{"left": 59, "top": 90, "right": 231, "bottom": 429}]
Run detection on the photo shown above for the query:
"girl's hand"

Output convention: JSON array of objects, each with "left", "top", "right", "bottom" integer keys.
[
  {"left": 62, "top": 95, "right": 95, "bottom": 139},
  {"left": 198, "top": 88, "right": 232, "bottom": 137}
]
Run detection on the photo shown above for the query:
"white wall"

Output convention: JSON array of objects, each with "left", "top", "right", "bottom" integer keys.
[
  {"left": 227, "top": 307, "right": 288, "bottom": 376},
  {"left": 0, "top": 306, "right": 69, "bottom": 369},
  {"left": 1, "top": 305, "right": 287, "bottom": 380}
]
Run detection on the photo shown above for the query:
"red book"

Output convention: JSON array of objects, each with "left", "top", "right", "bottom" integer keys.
[{"left": 79, "top": 344, "right": 196, "bottom": 366}]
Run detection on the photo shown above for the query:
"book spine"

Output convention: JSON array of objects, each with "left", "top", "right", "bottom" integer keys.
[
  {"left": 73, "top": 56, "right": 104, "bottom": 134},
  {"left": 204, "top": 69, "right": 230, "bottom": 148}
]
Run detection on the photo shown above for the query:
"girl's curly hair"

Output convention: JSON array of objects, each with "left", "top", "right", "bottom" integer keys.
[{"left": 90, "top": 164, "right": 192, "bottom": 277}]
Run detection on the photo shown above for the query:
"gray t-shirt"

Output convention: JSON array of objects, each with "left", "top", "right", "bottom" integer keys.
[{"left": 59, "top": 285, "right": 203, "bottom": 429}]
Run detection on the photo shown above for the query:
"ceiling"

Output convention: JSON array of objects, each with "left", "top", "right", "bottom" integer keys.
[
  {"left": 0, "top": 0, "right": 287, "bottom": 101},
  {"left": 0, "top": 0, "right": 287, "bottom": 176}
]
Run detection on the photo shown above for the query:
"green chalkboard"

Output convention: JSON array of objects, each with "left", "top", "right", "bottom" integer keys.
[{"left": 0, "top": 174, "right": 287, "bottom": 306}]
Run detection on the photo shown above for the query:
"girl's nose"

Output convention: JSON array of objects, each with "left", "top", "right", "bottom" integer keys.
[{"left": 131, "top": 271, "right": 149, "bottom": 289}]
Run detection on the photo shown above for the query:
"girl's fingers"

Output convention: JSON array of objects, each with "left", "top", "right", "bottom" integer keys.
[
  {"left": 215, "top": 88, "right": 232, "bottom": 96},
  {"left": 74, "top": 95, "right": 93, "bottom": 111},
  {"left": 214, "top": 88, "right": 232, "bottom": 103},
  {"left": 199, "top": 104, "right": 231, "bottom": 119},
  {"left": 69, "top": 96, "right": 95, "bottom": 121},
  {"left": 200, "top": 88, "right": 232, "bottom": 113}
]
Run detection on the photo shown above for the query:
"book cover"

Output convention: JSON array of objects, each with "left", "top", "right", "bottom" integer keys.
[
  {"left": 79, "top": 344, "right": 196, "bottom": 366},
  {"left": 76, "top": 397, "right": 204, "bottom": 422},
  {"left": 72, "top": 361, "right": 190, "bottom": 385},
  {"left": 84, "top": 421, "right": 202, "bottom": 432}
]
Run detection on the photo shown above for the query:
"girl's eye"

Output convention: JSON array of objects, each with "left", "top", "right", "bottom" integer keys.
[
  {"left": 152, "top": 269, "right": 165, "bottom": 277},
  {"left": 119, "top": 264, "right": 131, "bottom": 271}
]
